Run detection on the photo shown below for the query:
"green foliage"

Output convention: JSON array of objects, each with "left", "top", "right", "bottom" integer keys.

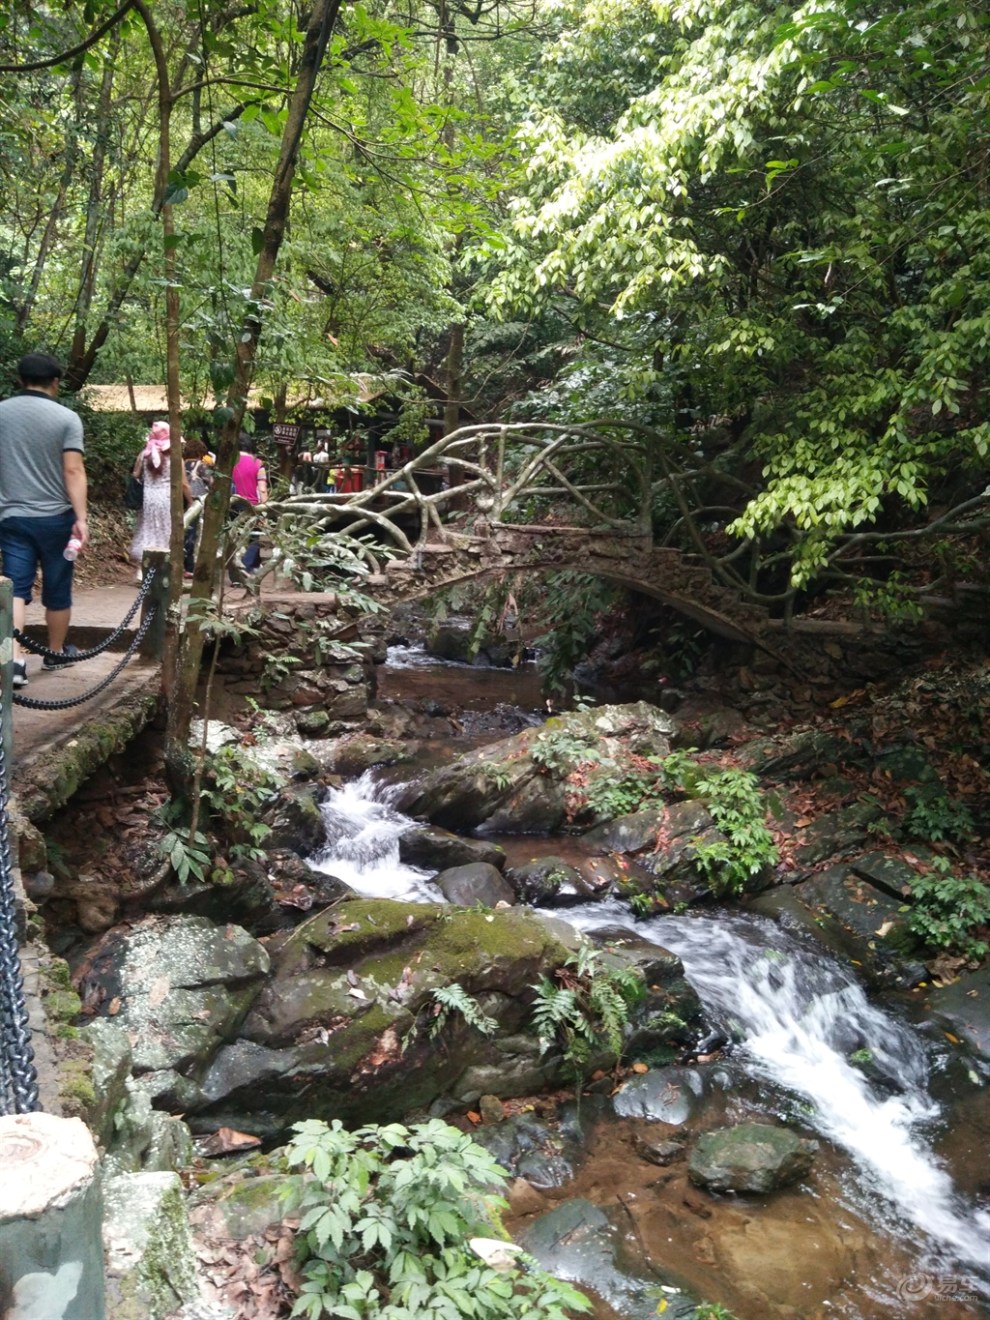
[
  {"left": 280, "top": 1118, "right": 591, "bottom": 1319},
  {"left": 903, "top": 786, "right": 976, "bottom": 845},
  {"left": 531, "top": 722, "right": 596, "bottom": 776},
  {"left": 426, "top": 984, "right": 499, "bottom": 1041},
  {"left": 199, "top": 742, "right": 277, "bottom": 874},
  {"left": 586, "top": 762, "right": 666, "bottom": 821},
  {"left": 531, "top": 942, "right": 645, "bottom": 1081},
  {"left": 692, "top": 1305, "right": 741, "bottom": 1320},
  {"left": 532, "top": 573, "right": 618, "bottom": 696},
  {"left": 73, "top": 405, "right": 144, "bottom": 504},
  {"left": 479, "top": 0, "right": 990, "bottom": 592},
  {"left": 661, "top": 755, "right": 777, "bottom": 896},
  {"left": 852, "top": 573, "right": 925, "bottom": 625},
  {"left": 156, "top": 826, "right": 212, "bottom": 886},
  {"left": 906, "top": 860, "right": 990, "bottom": 962}
]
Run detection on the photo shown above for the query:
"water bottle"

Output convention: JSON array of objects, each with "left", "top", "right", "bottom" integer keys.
[{"left": 63, "top": 536, "right": 83, "bottom": 561}]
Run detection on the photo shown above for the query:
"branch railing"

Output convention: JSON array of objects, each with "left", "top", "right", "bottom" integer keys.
[{"left": 265, "top": 421, "right": 656, "bottom": 556}]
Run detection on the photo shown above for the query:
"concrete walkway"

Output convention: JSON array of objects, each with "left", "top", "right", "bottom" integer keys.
[{"left": 11, "top": 583, "right": 160, "bottom": 819}]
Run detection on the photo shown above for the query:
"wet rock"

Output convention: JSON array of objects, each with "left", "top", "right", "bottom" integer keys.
[
  {"left": 294, "top": 708, "right": 331, "bottom": 736},
  {"left": 397, "top": 703, "right": 678, "bottom": 834},
  {"left": 319, "top": 734, "right": 417, "bottom": 776},
  {"left": 261, "top": 782, "right": 325, "bottom": 854},
  {"left": 518, "top": 1199, "right": 690, "bottom": 1319},
  {"left": 688, "top": 1121, "right": 818, "bottom": 1194},
  {"left": 472, "top": 1110, "right": 587, "bottom": 1190},
  {"left": 172, "top": 900, "right": 574, "bottom": 1135},
  {"left": 74, "top": 915, "right": 270, "bottom": 1076},
  {"left": 736, "top": 727, "right": 865, "bottom": 780},
  {"left": 399, "top": 825, "right": 506, "bottom": 872},
  {"left": 505, "top": 856, "right": 583, "bottom": 906},
  {"left": 791, "top": 866, "right": 926, "bottom": 988},
  {"left": 478, "top": 1093, "right": 505, "bottom": 1124},
  {"left": 921, "top": 963, "right": 990, "bottom": 1062},
  {"left": 788, "top": 800, "right": 881, "bottom": 867},
  {"left": 633, "top": 1134, "right": 685, "bottom": 1166},
  {"left": 613, "top": 1066, "right": 706, "bottom": 1124},
  {"left": 148, "top": 864, "right": 286, "bottom": 935},
  {"left": 434, "top": 862, "right": 516, "bottom": 907},
  {"left": 585, "top": 799, "right": 772, "bottom": 906}
]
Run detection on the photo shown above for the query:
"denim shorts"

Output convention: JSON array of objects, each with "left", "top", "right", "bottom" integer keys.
[{"left": 0, "top": 511, "right": 77, "bottom": 610}]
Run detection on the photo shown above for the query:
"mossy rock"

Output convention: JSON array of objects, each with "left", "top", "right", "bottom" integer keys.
[{"left": 182, "top": 899, "right": 576, "bottom": 1136}]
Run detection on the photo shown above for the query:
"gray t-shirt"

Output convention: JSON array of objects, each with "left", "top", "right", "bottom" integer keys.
[{"left": 0, "top": 390, "right": 84, "bottom": 520}]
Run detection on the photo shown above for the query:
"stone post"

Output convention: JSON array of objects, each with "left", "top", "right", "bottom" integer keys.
[
  {"left": 139, "top": 550, "right": 169, "bottom": 660},
  {"left": 0, "top": 1112, "right": 104, "bottom": 1320}
]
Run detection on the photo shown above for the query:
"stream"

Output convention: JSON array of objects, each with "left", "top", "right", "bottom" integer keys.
[{"left": 312, "top": 646, "right": 990, "bottom": 1318}]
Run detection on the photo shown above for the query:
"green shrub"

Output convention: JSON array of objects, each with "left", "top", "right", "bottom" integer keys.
[
  {"left": 661, "top": 756, "right": 777, "bottom": 896},
  {"left": 281, "top": 1118, "right": 591, "bottom": 1319},
  {"left": 903, "top": 786, "right": 976, "bottom": 845},
  {"left": 906, "top": 861, "right": 990, "bottom": 961},
  {"left": 531, "top": 942, "right": 645, "bottom": 1081}
]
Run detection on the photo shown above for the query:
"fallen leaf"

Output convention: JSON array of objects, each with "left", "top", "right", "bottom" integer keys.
[{"left": 107, "top": 996, "right": 121, "bottom": 1016}]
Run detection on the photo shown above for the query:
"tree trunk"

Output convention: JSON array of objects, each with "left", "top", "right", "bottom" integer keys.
[
  {"left": 165, "top": 0, "right": 343, "bottom": 788},
  {"left": 132, "top": 2, "right": 186, "bottom": 740},
  {"left": 443, "top": 321, "right": 465, "bottom": 436}
]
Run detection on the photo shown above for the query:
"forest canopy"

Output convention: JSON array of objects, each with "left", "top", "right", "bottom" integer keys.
[{"left": 1, "top": 0, "right": 987, "bottom": 602}]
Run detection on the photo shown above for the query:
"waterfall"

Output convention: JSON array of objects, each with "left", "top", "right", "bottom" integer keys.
[
  {"left": 311, "top": 771, "right": 437, "bottom": 902},
  {"left": 309, "top": 772, "right": 989, "bottom": 1288},
  {"left": 574, "top": 905, "right": 990, "bottom": 1285}
]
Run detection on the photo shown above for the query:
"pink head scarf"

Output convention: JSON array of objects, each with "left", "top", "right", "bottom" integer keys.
[{"left": 142, "top": 420, "right": 172, "bottom": 472}]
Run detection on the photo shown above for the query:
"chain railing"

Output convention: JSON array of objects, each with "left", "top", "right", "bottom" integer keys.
[
  {"left": 0, "top": 693, "right": 39, "bottom": 1114},
  {"left": 12, "top": 567, "right": 158, "bottom": 665},
  {"left": 0, "top": 563, "right": 163, "bottom": 1114}
]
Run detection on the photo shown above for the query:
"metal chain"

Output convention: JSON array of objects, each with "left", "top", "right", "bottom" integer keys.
[
  {"left": 13, "top": 603, "right": 158, "bottom": 712},
  {"left": 13, "top": 564, "right": 159, "bottom": 663},
  {"left": 0, "top": 721, "right": 40, "bottom": 1114}
]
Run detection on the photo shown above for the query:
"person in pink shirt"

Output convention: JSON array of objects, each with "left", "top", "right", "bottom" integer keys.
[{"left": 230, "top": 434, "right": 268, "bottom": 574}]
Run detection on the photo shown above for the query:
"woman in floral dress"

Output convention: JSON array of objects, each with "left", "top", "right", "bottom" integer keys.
[{"left": 129, "top": 420, "right": 190, "bottom": 575}]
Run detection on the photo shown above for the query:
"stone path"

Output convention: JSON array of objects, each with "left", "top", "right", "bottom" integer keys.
[{"left": 10, "top": 583, "right": 160, "bottom": 817}]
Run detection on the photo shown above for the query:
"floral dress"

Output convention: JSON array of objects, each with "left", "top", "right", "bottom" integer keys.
[{"left": 129, "top": 459, "right": 172, "bottom": 562}]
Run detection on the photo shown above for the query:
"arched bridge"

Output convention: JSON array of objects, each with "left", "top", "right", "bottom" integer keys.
[{"left": 261, "top": 421, "right": 773, "bottom": 646}]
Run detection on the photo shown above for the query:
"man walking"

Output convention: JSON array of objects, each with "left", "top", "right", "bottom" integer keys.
[{"left": 0, "top": 352, "right": 88, "bottom": 688}]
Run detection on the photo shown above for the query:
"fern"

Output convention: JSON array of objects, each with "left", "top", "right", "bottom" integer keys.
[
  {"left": 530, "top": 943, "right": 644, "bottom": 1083},
  {"left": 428, "top": 984, "right": 499, "bottom": 1040}
]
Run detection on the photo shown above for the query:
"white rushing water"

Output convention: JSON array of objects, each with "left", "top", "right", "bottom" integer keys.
[
  {"left": 310, "top": 774, "right": 990, "bottom": 1288},
  {"left": 572, "top": 904, "right": 990, "bottom": 1285},
  {"left": 311, "top": 771, "right": 438, "bottom": 902}
]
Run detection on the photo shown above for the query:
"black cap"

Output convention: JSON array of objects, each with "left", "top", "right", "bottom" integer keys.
[{"left": 17, "top": 352, "right": 64, "bottom": 384}]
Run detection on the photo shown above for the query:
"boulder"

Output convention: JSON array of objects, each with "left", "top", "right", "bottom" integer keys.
[
  {"left": 613, "top": 1066, "right": 706, "bottom": 1125},
  {"left": 74, "top": 915, "right": 270, "bottom": 1076},
  {"left": 397, "top": 703, "right": 678, "bottom": 834},
  {"left": 261, "top": 782, "right": 326, "bottom": 854},
  {"left": 103, "top": 1173, "right": 199, "bottom": 1319},
  {"left": 471, "top": 1104, "right": 597, "bottom": 1190},
  {"left": 585, "top": 800, "right": 768, "bottom": 907},
  {"left": 157, "top": 899, "right": 576, "bottom": 1136},
  {"left": 505, "top": 856, "right": 584, "bottom": 906},
  {"left": 399, "top": 825, "right": 506, "bottom": 872},
  {"left": 434, "top": 862, "right": 516, "bottom": 907},
  {"left": 688, "top": 1122, "right": 818, "bottom": 1194}
]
